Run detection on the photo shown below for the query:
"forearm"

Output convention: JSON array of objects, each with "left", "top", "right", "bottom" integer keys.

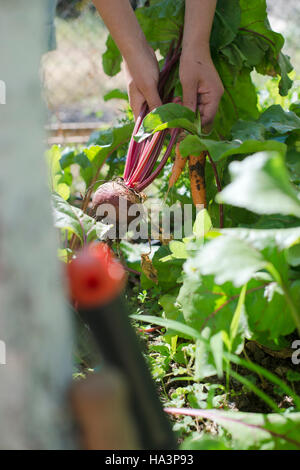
[
  {"left": 93, "top": 0, "right": 161, "bottom": 118},
  {"left": 92, "top": 0, "right": 148, "bottom": 59},
  {"left": 182, "top": 0, "right": 217, "bottom": 56}
]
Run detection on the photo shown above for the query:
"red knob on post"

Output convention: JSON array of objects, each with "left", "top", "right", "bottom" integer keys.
[{"left": 66, "top": 243, "right": 126, "bottom": 308}]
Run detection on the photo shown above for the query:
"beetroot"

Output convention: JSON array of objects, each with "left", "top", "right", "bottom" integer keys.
[
  {"left": 92, "top": 180, "right": 141, "bottom": 226},
  {"left": 92, "top": 40, "right": 182, "bottom": 232}
]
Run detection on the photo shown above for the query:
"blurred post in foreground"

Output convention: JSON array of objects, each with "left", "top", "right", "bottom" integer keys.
[{"left": 0, "top": 0, "right": 74, "bottom": 449}]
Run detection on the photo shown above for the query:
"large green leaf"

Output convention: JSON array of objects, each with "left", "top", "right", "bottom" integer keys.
[
  {"left": 169, "top": 408, "right": 300, "bottom": 450},
  {"left": 177, "top": 274, "right": 249, "bottom": 354},
  {"left": 231, "top": 120, "right": 266, "bottom": 141},
  {"left": 258, "top": 105, "right": 300, "bottom": 135},
  {"left": 187, "top": 235, "right": 267, "bottom": 287},
  {"left": 245, "top": 280, "right": 300, "bottom": 338},
  {"left": 135, "top": 103, "right": 197, "bottom": 142},
  {"left": 239, "top": 0, "right": 283, "bottom": 51},
  {"left": 52, "top": 193, "right": 110, "bottom": 244},
  {"left": 136, "top": 0, "right": 184, "bottom": 50},
  {"left": 217, "top": 151, "right": 300, "bottom": 218},
  {"left": 181, "top": 227, "right": 300, "bottom": 339},
  {"left": 238, "top": 0, "right": 293, "bottom": 97},
  {"left": 179, "top": 134, "right": 286, "bottom": 162},
  {"left": 214, "top": 61, "right": 259, "bottom": 138},
  {"left": 221, "top": 226, "right": 300, "bottom": 251},
  {"left": 210, "top": 0, "right": 241, "bottom": 51},
  {"left": 46, "top": 146, "right": 71, "bottom": 201},
  {"left": 83, "top": 123, "right": 133, "bottom": 187},
  {"left": 151, "top": 244, "right": 184, "bottom": 289}
]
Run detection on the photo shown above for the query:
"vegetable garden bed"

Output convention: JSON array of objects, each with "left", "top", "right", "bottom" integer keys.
[{"left": 49, "top": 0, "right": 300, "bottom": 450}]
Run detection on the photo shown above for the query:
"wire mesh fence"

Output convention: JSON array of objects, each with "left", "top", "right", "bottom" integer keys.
[
  {"left": 42, "top": 0, "right": 126, "bottom": 131},
  {"left": 267, "top": 0, "right": 300, "bottom": 63}
]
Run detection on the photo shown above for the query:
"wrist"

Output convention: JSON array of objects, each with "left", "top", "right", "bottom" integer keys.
[{"left": 181, "top": 42, "right": 212, "bottom": 63}]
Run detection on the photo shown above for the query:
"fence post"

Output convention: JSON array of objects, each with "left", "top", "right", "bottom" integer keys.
[{"left": 0, "top": 1, "right": 74, "bottom": 449}]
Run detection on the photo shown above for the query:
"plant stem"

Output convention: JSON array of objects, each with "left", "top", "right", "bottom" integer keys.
[
  {"left": 206, "top": 152, "right": 224, "bottom": 228},
  {"left": 136, "top": 129, "right": 180, "bottom": 191}
]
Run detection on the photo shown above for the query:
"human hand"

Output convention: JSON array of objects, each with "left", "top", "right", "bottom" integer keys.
[
  {"left": 179, "top": 48, "right": 224, "bottom": 131},
  {"left": 124, "top": 45, "right": 162, "bottom": 120}
]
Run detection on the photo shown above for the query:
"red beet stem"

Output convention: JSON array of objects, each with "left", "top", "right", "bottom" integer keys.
[
  {"left": 136, "top": 128, "right": 180, "bottom": 192},
  {"left": 126, "top": 139, "right": 146, "bottom": 181},
  {"left": 126, "top": 131, "right": 162, "bottom": 187},
  {"left": 139, "top": 130, "right": 167, "bottom": 181},
  {"left": 123, "top": 104, "right": 147, "bottom": 180},
  {"left": 122, "top": 39, "right": 182, "bottom": 192}
]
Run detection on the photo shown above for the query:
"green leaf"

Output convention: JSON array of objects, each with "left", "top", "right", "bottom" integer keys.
[
  {"left": 102, "top": 34, "right": 122, "bottom": 77},
  {"left": 169, "top": 241, "right": 188, "bottom": 259},
  {"left": 53, "top": 179, "right": 70, "bottom": 201},
  {"left": 52, "top": 193, "right": 110, "bottom": 244},
  {"left": 290, "top": 102, "right": 300, "bottom": 118},
  {"left": 177, "top": 272, "right": 251, "bottom": 353},
  {"left": 235, "top": 33, "right": 268, "bottom": 68},
  {"left": 79, "top": 124, "right": 133, "bottom": 187},
  {"left": 135, "top": 0, "right": 184, "bottom": 52},
  {"left": 59, "top": 147, "right": 75, "bottom": 169},
  {"left": 245, "top": 280, "right": 299, "bottom": 339},
  {"left": 74, "top": 152, "right": 92, "bottom": 170},
  {"left": 180, "top": 435, "right": 229, "bottom": 451},
  {"left": 217, "top": 151, "right": 300, "bottom": 218},
  {"left": 135, "top": 103, "right": 197, "bottom": 142},
  {"left": 277, "top": 53, "right": 293, "bottom": 96},
  {"left": 181, "top": 228, "right": 300, "bottom": 339},
  {"left": 193, "top": 209, "right": 213, "bottom": 238},
  {"left": 187, "top": 236, "right": 267, "bottom": 287},
  {"left": 195, "top": 334, "right": 218, "bottom": 380},
  {"left": 231, "top": 120, "right": 266, "bottom": 141},
  {"left": 222, "top": 227, "right": 300, "bottom": 251},
  {"left": 239, "top": 0, "right": 285, "bottom": 63},
  {"left": 286, "top": 244, "right": 300, "bottom": 267},
  {"left": 258, "top": 105, "right": 300, "bottom": 135},
  {"left": 103, "top": 89, "right": 128, "bottom": 102},
  {"left": 180, "top": 135, "right": 286, "bottom": 162},
  {"left": 47, "top": 146, "right": 72, "bottom": 200},
  {"left": 187, "top": 409, "right": 300, "bottom": 450},
  {"left": 229, "top": 284, "right": 247, "bottom": 348},
  {"left": 210, "top": 0, "right": 241, "bottom": 51},
  {"left": 130, "top": 314, "right": 202, "bottom": 341},
  {"left": 210, "top": 331, "right": 224, "bottom": 378},
  {"left": 214, "top": 60, "right": 259, "bottom": 138},
  {"left": 152, "top": 245, "right": 184, "bottom": 288},
  {"left": 88, "top": 123, "right": 133, "bottom": 148},
  {"left": 179, "top": 135, "right": 206, "bottom": 157}
]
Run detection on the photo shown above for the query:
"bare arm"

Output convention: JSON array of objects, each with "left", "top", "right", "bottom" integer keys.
[
  {"left": 180, "top": 0, "right": 224, "bottom": 128},
  {"left": 92, "top": 0, "right": 161, "bottom": 119}
]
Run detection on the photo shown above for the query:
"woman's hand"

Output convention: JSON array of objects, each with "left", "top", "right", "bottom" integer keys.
[
  {"left": 180, "top": 0, "right": 223, "bottom": 131},
  {"left": 92, "top": 0, "right": 161, "bottom": 121},
  {"left": 124, "top": 45, "right": 161, "bottom": 120},
  {"left": 179, "top": 48, "right": 224, "bottom": 130}
]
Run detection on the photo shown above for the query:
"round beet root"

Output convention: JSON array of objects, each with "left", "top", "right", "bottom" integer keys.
[{"left": 92, "top": 180, "right": 142, "bottom": 227}]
